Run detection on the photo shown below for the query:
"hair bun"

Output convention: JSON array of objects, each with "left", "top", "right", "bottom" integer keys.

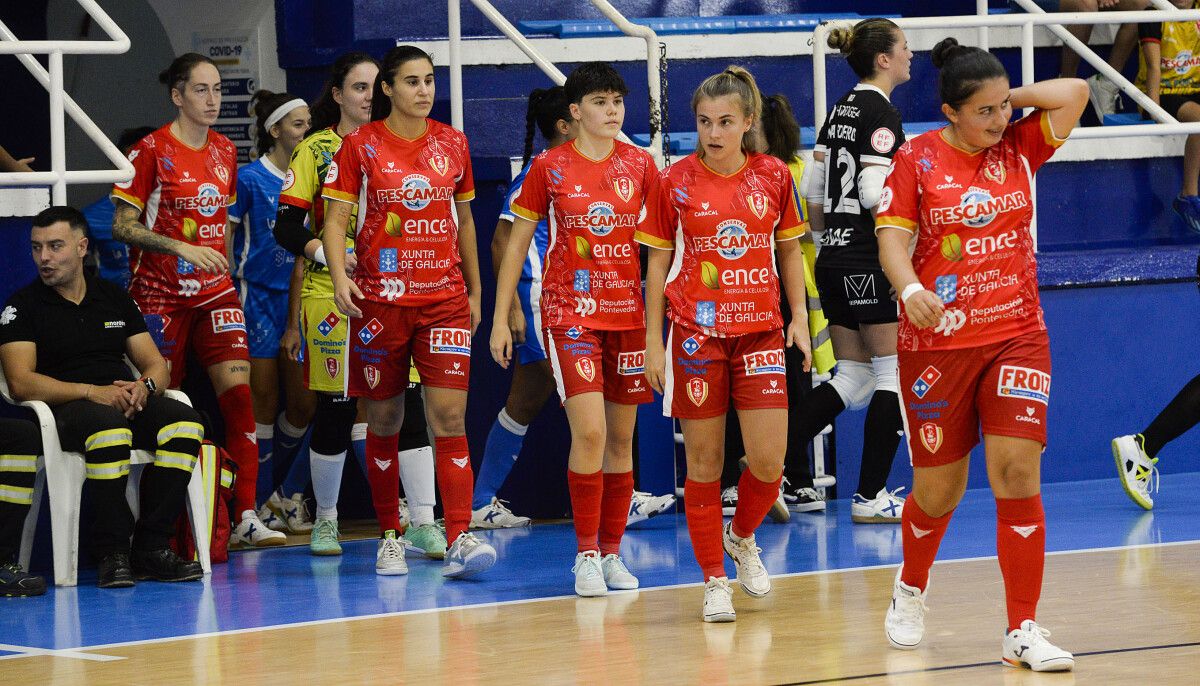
[
  {"left": 931, "top": 37, "right": 968, "bottom": 69},
  {"left": 157, "top": 68, "right": 170, "bottom": 85},
  {"left": 827, "top": 26, "right": 855, "bottom": 54}
]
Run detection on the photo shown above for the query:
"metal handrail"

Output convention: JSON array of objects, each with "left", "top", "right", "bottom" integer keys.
[
  {"left": 588, "top": 1, "right": 664, "bottom": 167},
  {"left": 0, "top": 0, "right": 133, "bottom": 204}
]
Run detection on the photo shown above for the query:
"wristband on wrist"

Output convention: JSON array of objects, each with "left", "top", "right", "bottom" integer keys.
[
  {"left": 84, "top": 384, "right": 92, "bottom": 401},
  {"left": 900, "top": 283, "right": 927, "bottom": 304}
]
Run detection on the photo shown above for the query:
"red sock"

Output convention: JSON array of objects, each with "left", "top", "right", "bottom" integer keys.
[
  {"left": 731, "top": 469, "right": 781, "bottom": 539},
  {"left": 598, "top": 470, "right": 634, "bottom": 556},
  {"left": 996, "top": 494, "right": 1045, "bottom": 631},
  {"left": 435, "top": 436, "right": 474, "bottom": 544},
  {"left": 217, "top": 385, "right": 258, "bottom": 515},
  {"left": 567, "top": 469, "right": 602, "bottom": 553},
  {"left": 899, "top": 494, "right": 954, "bottom": 591},
  {"left": 365, "top": 431, "right": 400, "bottom": 533},
  {"left": 684, "top": 478, "right": 725, "bottom": 580}
]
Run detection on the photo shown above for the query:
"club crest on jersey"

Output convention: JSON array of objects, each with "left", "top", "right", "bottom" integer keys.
[
  {"left": 911, "top": 365, "right": 942, "bottom": 399},
  {"left": 997, "top": 365, "right": 1051, "bottom": 405},
  {"left": 984, "top": 158, "right": 1006, "bottom": 185},
  {"left": 364, "top": 365, "right": 380, "bottom": 389},
  {"left": 612, "top": 176, "right": 635, "bottom": 203},
  {"left": 358, "top": 318, "right": 384, "bottom": 345},
  {"left": 575, "top": 357, "right": 596, "bottom": 382},
  {"left": 427, "top": 152, "right": 450, "bottom": 177},
  {"left": 746, "top": 190, "right": 769, "bottom": 220},
  {"left": 210, "top": 308, "right": 246, "bottom": 334},
  {"left": 430, "top": 328, "right": 472, "bottom": 356},
  {"left": 687, "top": 378, "right": 709, "bottom": 406},
  {"left": 617, "top": 351, "right": 645, "bottom": 375},
  {"left": 743, "top": 350, "right": 785, "bottom": 376},
  {"left": 213, "top": 164, "right": 229, "bottom": 185},
  {"left": 920, "top": 422, "right": 943, "bottom": 453},
  {"left": 325, "top": 357, "right": 340, "bottom": 379}
]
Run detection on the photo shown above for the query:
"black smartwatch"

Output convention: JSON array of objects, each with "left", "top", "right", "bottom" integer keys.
[{"left": 140, "top": 376, "right": 157, "bottom": 395}]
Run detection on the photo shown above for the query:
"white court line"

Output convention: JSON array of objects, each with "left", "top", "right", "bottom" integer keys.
[
  {"left": 0, "top": 643, "right": 124, "bottom": 662},
  {"left": 48, "top": 537, "right": 1199, "bottom": 657}
]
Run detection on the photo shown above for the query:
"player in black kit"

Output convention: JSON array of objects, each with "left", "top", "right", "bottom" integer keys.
[{"left": 785, "top": 18, "right": 913, "bottom": 523}]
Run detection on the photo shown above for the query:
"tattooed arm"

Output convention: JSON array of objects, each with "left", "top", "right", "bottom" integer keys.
[{"left": 112, "top": 200, "right": 229, "bottom": 273}]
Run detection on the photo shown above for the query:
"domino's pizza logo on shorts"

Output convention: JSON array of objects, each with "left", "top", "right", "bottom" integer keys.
[
  {"left": 617, "top": 350, "right": 645, "bottom": 375},
  {"left": 317, "top": 311, "right": 340, "bottom": 338},
  {"left": 574, "top": 269, "right": 591, "bottom": 292},
  {"left": 681, "top": 335, "right": 703, "bottom": 356},
  {"left": 696, "top": 301, "right": 716, "bottom": 328},
  {"left": 358, "top": 318, "right": 384, "bottom": 345},
  {"left": 997, "top": 365, "right": 1051, "bottom": 405},
  {"left": 911, "top": 365, "right": 942, "bottom": 399},
  {"left": 743, "top": 349, "right": 785, "bottom": 376},
  {"left": 430, "top": 327, "right": 471, "bottom": 356},
  {"left": 565, "top": 326, "right": 583, "bottom": 340},
  {"left": 210, "top": 308, "right": 246, "bottom": 334},
  {"left": 379, "top": 248, "right": 398, "bottom": 273}
]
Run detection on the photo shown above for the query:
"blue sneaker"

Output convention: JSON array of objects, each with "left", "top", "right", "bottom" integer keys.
[{"left": 1172, "top": 195, "right": 1200, "bottom": 234}]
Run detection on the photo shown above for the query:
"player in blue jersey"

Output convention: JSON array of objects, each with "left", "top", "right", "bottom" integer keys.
[
  {"left": 228, "top": 90, "right": 316, "bottom": 532},
  {"left": 472, "top": 87, "right": 674, "bottom": 529},
  {"left": 81, "top": 127, "right": 154, "bottom": 288}
]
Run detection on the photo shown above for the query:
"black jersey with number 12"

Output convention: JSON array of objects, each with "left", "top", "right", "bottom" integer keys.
[{"left": 813, "top": 84, "right": 905, "bottom": 270}]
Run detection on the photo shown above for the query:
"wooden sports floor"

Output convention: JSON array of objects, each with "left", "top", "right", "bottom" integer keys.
[{"left": 2, "top": 476, "right": 1198, "bottom": 685}]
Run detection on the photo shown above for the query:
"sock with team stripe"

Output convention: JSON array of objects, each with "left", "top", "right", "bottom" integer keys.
[
  {"left": 473, "top": 409, "right": 528, "bottom": 509},
  {"left": 598, "top": 470, "right": 634, "bottom": 556},
  {"left": 684, "top": 478, "right": 726, "bottom": 580},
  {"left": 255, "top": 423, "right": 274, "bottom": 504},
  {"left": 365, "top": 431, "right": 401, "bottom": 534},
  {"left": 434, "top": 436, "right": 474, "bottom": 544},
  {"left": 996, "top": 494, "right": 1046, "bottom": 631},
  {"left": 567, "top": 469, "right": 603, "bottom": 553},
  {"left": 731, "top": 468, "right": 782, "bottom": 539},
  {"left": 899, "top": 494, "right": 954, "bottom": 591},
  {"left": 218, "top": 385, "right": 259, "bottom": 515}
]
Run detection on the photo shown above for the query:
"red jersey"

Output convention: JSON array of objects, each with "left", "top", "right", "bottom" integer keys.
[
  {"left": 111, "top": 124, "right": 238, "bottom": 310},
  {"left": 636, "top": 153, "right": 806, "bottom": 336},
  {"left": 322, "top": 118, "right": 475, "bottom": 305},
  {"left": 876, "top": 110, "right": 1065, "bottom": 351},
  {"left": 511, "top": 140, "right": 657, "bottom": 331}
]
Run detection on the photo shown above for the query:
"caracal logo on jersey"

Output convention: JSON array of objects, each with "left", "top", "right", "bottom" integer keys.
[
  {"left": 743, "top": 350, "right": 785, "bottom": 376},
  {"left": 612, "top": 176, "right": 635, "bottom": 203},
  {"left": 177, "top": 183, "right": 225, "bottom": 218},
  {"left": 997, "top": 365, "right": 1051, "bottom": 405},
  {"left": 430, "top": 328, "right": 471, "bottom": 356},
  {"left": 745, "top": 190, "right": 769, "bottom": 220},
  {"left": 210, "top": 308, "right": 246, "bottom": 334},
  {"left": 617, "top": 351, "right": 645, "bottom": 376},
  {"left": 928, "top": 187, "right": 1028, "bottom": 229}
]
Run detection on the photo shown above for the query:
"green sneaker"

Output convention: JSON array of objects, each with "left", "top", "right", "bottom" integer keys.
[
  {"left": 309, "top": 517, "right": 342, "bottom": 556},
  {"left": 402, "top": 523, "right": 447, "bottom": 559}
]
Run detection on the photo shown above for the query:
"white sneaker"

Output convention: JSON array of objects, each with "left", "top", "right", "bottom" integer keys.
[
  {"left": 702, "top": 576, "right": 736, "bottom": 623},
  {"left": 720, "top": 486, "right": 738, "bottom": 516},
  {"left": 266, "top": 491, "right": 314, "bottom": 534},
  {"left": 442, "top": 531, "right": 497, "bottom": 579},
  {"left": 470, "top": 497, "right": 532, "bottom": 529},
  {"left": 627, "top": 490, "right": 675, "bottom": 525},
  {"left": 852, "top": 487, "right": 906, "bottom": 524},
  {"left": 1087, "top": 73, "right": 1121, "bottom": 119},
  {"left": 572, "top": 550, "right": 607, "bottom": 597},
  {"left": 885, "top": 567, "right": 928, "bottom": 650},
  {"left": 233, "top": 510, "right": 287, "bottom": 547},
  {"left": 721, "top": 522, "right": 770, "bottom": 597},
  {"left": 256, "top": 502, "right": 285, "bottom": 532},
  {"left": 783, "top": 485, "right": 827, "bottom": 513},
  {"left": 1002, "top": 620, "right": 1075, "bottom": 672},
  {"left": 1113, "top": 434, "right": 1158, "bottom": 510},
  {"left": 376, "top": 530, "right": 408, "bottom": 576},
  {"left": 600, "top": 553, "right": 639, "bottom": 590}
]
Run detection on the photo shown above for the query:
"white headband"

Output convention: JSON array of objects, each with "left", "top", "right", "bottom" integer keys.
[{"left": 265, "top": 98, "right": 308, "bottom": 130}]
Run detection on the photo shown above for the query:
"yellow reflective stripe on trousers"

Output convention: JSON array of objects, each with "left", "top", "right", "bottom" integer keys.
[
  {"left": 85, "top": 459, "right": 130, "bottom": 480},
  {"left": 157, "top": 421, "right": 204, "bottom": 445},
  {"left": 0, "top": 454, "right": 37, "bottom": 473},
  {"left": 85, "top": 428, "right": 133, "bottom": 452},
  {"left": 155, "top": 450, "right": 198, "bottom": 472},
  {"left": 0, "top": 484, "right": 33, "bottom": 505}
]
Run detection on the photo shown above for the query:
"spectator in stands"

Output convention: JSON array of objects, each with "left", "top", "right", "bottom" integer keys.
[
  {"left": 0, "top": 145, "right": 34, "bottom": 173},
  {"left": 1136, "top": 0, "right": 1200, "bottom": 231},
  {"left": 0, "top": 418, "right": 45, "bottom": 596},
  {"left": 80, "top": 127, "right": 154, "bottom": 289},
  {"left": 1012, "top": 1, "right": 1150, "bottom": 83},
  {"left": 0, "top": 206, "right": 205, "bottom": 588}
]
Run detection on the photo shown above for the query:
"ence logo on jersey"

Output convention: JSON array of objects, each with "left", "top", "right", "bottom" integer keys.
[
  {"left": 210, "top": 308, "right": 246, "bottom": 334},
  {"left": 617, "top": 351, "right": 645, "bottom": 375},
  {"left": 176, "top": 183, "right": 226, "bottom": 218},
  {"left": 743, "top": 350, "right": 785, "bottom": 376},
  {"left": 997, "top": 365, "right": 1051, "bottom": 405},
  {"left": 691, "top": 220, "right": 768, "bottom": 260},
  {"left": 564, "top": 201, "right": 635, "bottom": 237},
  {"left": 928, "top": 188, "right": 1028, "bottom": 229},
  {"left": 430, "top": 328, "right": 471, "bottom": 356}
]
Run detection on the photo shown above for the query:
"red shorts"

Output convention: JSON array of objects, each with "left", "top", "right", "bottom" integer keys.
[
  {"left": 899, "top": 330, "right": 1051, "bottom": 467},
  {"left": 140, "top": 289, "right": 250, "bottom": 388},
  {"left": 346, "top": 294, "right": 471, "bottom": 399},
  {"left": 665, "top": 323, "right": 788, "bottom": 419},
  {"left": 543, "top": 325, "right": 652, "bottom": 405}
]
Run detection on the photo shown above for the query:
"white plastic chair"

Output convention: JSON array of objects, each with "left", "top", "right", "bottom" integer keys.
[{"left": 0, "top": 367, "right": 210, "bottom": 586}]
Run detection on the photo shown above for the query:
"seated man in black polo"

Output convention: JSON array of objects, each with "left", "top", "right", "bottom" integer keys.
[
  {"left": 0, "top": 206, "right": 204, "bottom": 587},
  {"left": 0, "top": 417, "right": 46, "bottom": 596}
]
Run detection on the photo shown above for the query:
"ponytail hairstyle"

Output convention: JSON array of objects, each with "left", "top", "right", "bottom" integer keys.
[
  {"left": 371, "top": 45, "right": 435, "bottom": 121},
  {"left": 760, "top": 94, "right": 800, "bottom": 163},
  {"left": 251, "top": 90, "right": 303, "bottom": 156},
  {"left": 930, "top": 37, "right": 1008, "bottom": 110},
  {"left": 691, "top": 65, "right": 765, "bottom": 154},
  {"left": 521, "top": 86, "right": 571, "bottom": 166},
  {"left": 158, "top": 53, "right": 218, "bottom": 97},
  {"left": 827, "top": 18, "right": 901, "bottom": 80},
  {"left": 309, "top": 51, "right": 379, "bottom": 131}
]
